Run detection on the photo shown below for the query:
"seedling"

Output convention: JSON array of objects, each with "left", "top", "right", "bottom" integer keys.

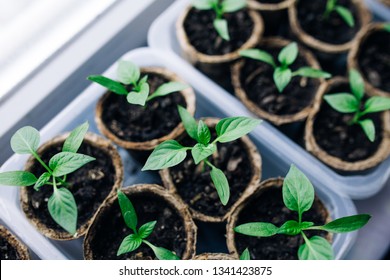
[
  {"left": 323, "top": 0, "right": 354, "bottom": 27},
  {"left": 88, "top": 60, "right": 188, "bottom": 106},
  {"left": 142, "top": 106, "right": 261, "bottom": 205},
  {"left": 234, "top": 164, "right": 371, "bottom": 260},
  {"left": 323, "top": 69, "right": 390, "bottom": 142},
  {"left": 192, "top": 0, "right": 247, "bottom": 41},
  {"left": 240, "top": 42, "right": 331, "bottom": 92},
  {"left": 116, "top": 190, "right": 179, "bottom": 260},
  {"left": 239, "top": 248, "right": 250, "bottom": 260},
  {"left": 384, "top": 23, "right": 390, "bottom": 32},
  {"left": 0, "top": 122, "right": 95, "bottom": 235}
]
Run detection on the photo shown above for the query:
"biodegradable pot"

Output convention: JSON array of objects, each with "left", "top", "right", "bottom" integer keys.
[
  {"left": 248, "top": 0, "right": 295, "bottom": 11},
  {"left": 95, "top": 67, "right": 196, "bottom": 159},
  {"left": 232, "top": 37, "right": 324, "bottom": 126},
  {"left": 289, "top": 0, "right": 371, "bottom": 54},
  {"left": 193, "top": 253, "right": 236, "bottom": 260},
  {"left": 176, "top": 5, "right": 264, "bottom": 83},
  {"left": 160, "top": 118, "right": 262, "bottom": 223},
  {"left": 21, "top": 132, "right": 124, "bottom": 240},
  {"left": 305, "top": 77, "right": 390, "bottom": 171},
  {"left": 0, "top": 225, "right": 30, "bottom": 260},
  {"left": 84, "top": 184, "right": 197, "bottom": 260},
  {"left": 348, "top": 23, "right": 390, "bottom": 98},
  {"left": 226, "top": 178, "right": 331, "bottom": 260}
]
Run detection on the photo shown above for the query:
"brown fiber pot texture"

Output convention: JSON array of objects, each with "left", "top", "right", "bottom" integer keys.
[
  {"left": 83, "top": 184, "right": 197, "bottom": 260},
  {"left": 248, "top": 0, "right": 295, "bottom": 11},
  {"left": 160, "top": 118, "right": 262, "bottom": 223},
  {"left": 288, "top": 0, "right": 371, "bottom": 53},
  {"left": 21, "top": 132, "right": 124, "bottom": 240},
  {"left": 0, "top": 225, "right": 30, "bottom": 260},
  {"left": 193, "top": 253, "right": 236, "bottom": 260},
  {"left": 305, "top": 77, "right": 390, "bottom": 171},
  {"left": 95, "top": 67, "right": 196, "bottom": 151},
  {"left": 232, "top": 37, "right": 324, "bottom": 126}
]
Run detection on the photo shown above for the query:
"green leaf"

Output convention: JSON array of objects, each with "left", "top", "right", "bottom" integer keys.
[
  {"left": 48, "top": 187, "right": 77, "bottom": 235},
  {"left": 144, "top": 241, "right": 180, "bottom": 260},
  {"left": 147, "top": 82, "right": 189, "bottom": 102},
  {"left": 192, "top": 0, "right": 214, "bottom": 10},
  {"left": 34, "top": 172, "right": 51, "bottom": 191},
  {"left": 117, "top": 234, "right": 142, "bottom": 256},
  {"left": 191, "top": 143, "right": 216, "bottom": 164},
  {"left": 349, "top": 69, "right": 365, "bottom": 101},
  {"left": 274, "top": 67, "right": 292, "bottom": 93},
  {"left": 363, "top": 96, "right": 390, "bottom": 113},
  {"left": 325, "top": 0, "right": 336, "bottom": 15},
  {"left": 197, "top": 120, "right": 211, "bottom": 145},
  {"left": 62, "top": 121, "right": 89, "bottom": 153},
  {"left": 117, "top": 190, "right": 138, "bottom": 232},
  {"left": 222, "top": 0, "right": 246, "bottom": 13},
  {"left": 384, "top": 23, "right": 390, "bottom": 32},
  {"left": 317, "top": 214, "right": 371, "bottom": 233},
  {"left": 87, "top": 75, "right": 128, "bottom": 95},
  {"left": 142, "top": 140, "right": 188, "bottom": 171},
  {"left": 293, "top": 67, "right": 331, "bottom": 79},
  {"left": 178, "top": 105, "right": 198, "bottom": 141},
  {"left": 0, "top": 171, "right": 37, "bottom": 186},
  {"left": 49, "top": 152, "right": 95, "bottom": 177},
  {"left": 139, "top": 75, "right": 148, "bottom": 85},
  {"left": 117, "top": 60, "right": 140, "bottom": 85},
  {"left": 240, "top": 248, "right": 250, "bottom": 260},
  {"left": 215, "top": 117, "right": 261, "bottom": 143},
  {"left": 138, "top": 221, "right": 157, "bottom": 239},
  {"left": 126, "top": 82, "right": 150, "bottom": 106},
  {"left": 239, "top": 49, "right": 276, "bottom": 68},
  {"left": 323, "top": 93, "right": 359, "bottom": 113},
  {"left": 298, "top": 236, "right": 333, "bottom": 260},
  {"left": 278, "top": 220, "right": 302, "bottom": 236},
  {"left": 10, "top": 126, "right": 40, "bottom": 155},
  {"left": 359, "top": 119, "right": 376, "bottom": 142},
  {"left": 278, "top": 42, "right": 298, "bottom": 66},
  {"left": 283, "top": 165, "right": 315, "bottom": 215},
  {"left": 213, "top": 19, "right": 230, "bottom": 41},
  {"left": 210, "top": 166, "right": 230, "bottom": 206},
  {"left": 335, "top": 5, "right": 354, "bottom": 27},
  {"left": 234, "top": 222, "right": 279, "bottom": 237}
]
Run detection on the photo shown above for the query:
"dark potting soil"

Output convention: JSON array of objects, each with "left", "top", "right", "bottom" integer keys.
[
  {"left": 297, "top": 0, "right": 361, "bottom": 44},
  {"left": 101, "top": 73, "right": 186, "bottom": 142},
  {"left": 25, "top": 141, "right": 116, "bottom": 233},
  {"left": 0, "top": 237, "right": 19, "bottom": 260},
  {"left": 235, "top": 186, "right": 329, "bottom": 260},
  {"left": 313, "top": 83, "right": 383, "bottom": 162},
  {"left": 183, "top": 7, "right": 254, "bottom": 55},
  {"left": 169, "top": 130, "right": 253, "bottom": 217},
  {"left": 358, "top": 31, "right": 390, "bottom": 93},
  {"left": 240, "top": 46, "right": 319, "bottom": 116},
  {"left": 88, "top": 192, "right": 187, "bottom": 260}
]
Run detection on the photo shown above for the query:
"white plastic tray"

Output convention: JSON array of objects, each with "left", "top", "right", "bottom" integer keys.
[
  {"left": 0, "top": 48, "right": 357, "bottom": 259},
  {"left": 147, "top": 0, "right": 390, "bottom": 199},
  {"left": 365, "top": 0, "right": 390, "bottom": 20}
]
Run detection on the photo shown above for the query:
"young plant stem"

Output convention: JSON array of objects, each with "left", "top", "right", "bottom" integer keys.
[{"left": 32, "top": 150, "right": 67, "bottom": 186}]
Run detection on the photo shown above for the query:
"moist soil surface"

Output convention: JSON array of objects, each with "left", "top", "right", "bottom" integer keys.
[
  {"left": 297, "top": 0, "right": 361, "bottom": 44},
  {"left": 169, "top": 130, "right": 253, "bottom": 217},
  {"left": 0, "top": 237, "right": 19, "bottom": 260},
  {"left": 101, "top": 73, "right": 186, "bottom": 142},
  {"left": 88, "top": 192, "right": 187, "bottom": 260},
  {"left": 358, "top": 31, "right": 390, "bottom": 93},
  {"left": 239, "top": 46, "right": 318, "bottom": 116},
  {"left": 25, "top": 141, "right": 116, "bottom": 233},
  {"left": 313, "top": 83, "right": 383, "bottom": 162},
  {"left": 183, "top": 7, "right": 254, "bottom": 55},
  {"left": 235, "top": 186, "right": 329, "bottom": 260}
]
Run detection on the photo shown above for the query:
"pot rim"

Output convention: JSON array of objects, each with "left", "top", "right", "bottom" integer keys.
[
  {"left": 192, "top": 252, "right": 236, "bottom": 260},
  {"left": 248, "top": 0, "right": 295, "bottom": 11},
  {"left": 0, "top": 225, "right": 30, "bottom": 260}
]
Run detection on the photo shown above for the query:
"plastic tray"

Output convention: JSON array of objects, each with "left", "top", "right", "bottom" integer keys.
[
  {"left": 147, "top": 0, "right": 390, "bottom": 200},
  {"left": 0, "top": 48, "right": 358, "bottom": 260},
  {"left": 365, "top": 0, "right": 390, "bottom": 20}
]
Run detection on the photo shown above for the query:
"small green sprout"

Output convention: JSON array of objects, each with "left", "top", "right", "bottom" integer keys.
[
  {"left": 142, "top": 106, "right": 261, "bottom": 205},
  {"left": 323, "top": 0, "right": 354, "bottom": 27},
  {"left": 239, "top": 248, "right": 250, "bottom": 260},
  {"left": 192, "top": 0, "right": 247, "bottom": 41},
  {"left": 384, "top": 23, "right": 390, "bottom": 32},
  {"left": 116, "top": 190, "right": 179, "bottom": 260},
  {"left": 0, "top": 122, "right": 95, "bottom": 235},
  {"left": 87, "top": 60, "right": 188, "bottom": 106},
  {"left": 240, "top": 42, "right": 331, "bottom": 92},
  {"left": 324, "top": 70, "right": 390, "bottom": 142},
  {"left": 234, "top": 164, "right": 371, "bottom": 260}
]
